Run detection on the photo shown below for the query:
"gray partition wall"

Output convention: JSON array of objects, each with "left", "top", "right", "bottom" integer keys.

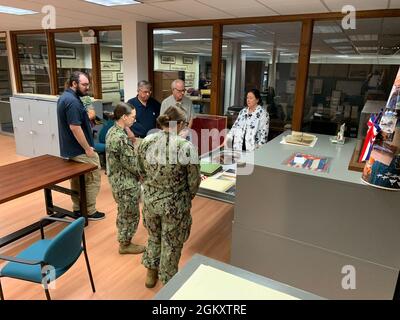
[{"left": 231, "top": 132, "right": 400, "bottom": 299}]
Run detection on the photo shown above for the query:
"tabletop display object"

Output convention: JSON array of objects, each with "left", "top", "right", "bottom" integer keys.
[{"left": 361, "top": 67, "right": 400, "bottom": 190}]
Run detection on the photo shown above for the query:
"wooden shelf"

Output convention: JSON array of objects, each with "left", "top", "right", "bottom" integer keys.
[{"left": 348, "top": 139, "right": 365, "bottom": 172}]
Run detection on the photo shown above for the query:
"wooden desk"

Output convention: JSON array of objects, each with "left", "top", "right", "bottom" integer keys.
[{"left": 0, "top": 154, "right": 97, "bottom": 248}]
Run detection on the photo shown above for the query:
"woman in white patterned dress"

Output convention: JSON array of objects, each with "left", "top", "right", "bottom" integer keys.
[{"left": 226, "top": 88, "right": 269, "bottom": 151}]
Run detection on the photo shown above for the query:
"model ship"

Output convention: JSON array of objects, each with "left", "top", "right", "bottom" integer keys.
[{"left": 283, "top": 131, "right": 317, "bottom": 147}]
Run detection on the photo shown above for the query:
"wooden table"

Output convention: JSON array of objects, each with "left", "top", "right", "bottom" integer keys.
[{"left": 0, "top": 154, "right": 97, "bottom": 248}]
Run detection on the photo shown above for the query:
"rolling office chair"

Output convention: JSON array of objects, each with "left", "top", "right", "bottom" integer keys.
[
  {"left": 94, "top": 119, "right": 114, "bottom": 169},
  {"left": 0, "top": 217, "right": 95, "bottom": 300}
]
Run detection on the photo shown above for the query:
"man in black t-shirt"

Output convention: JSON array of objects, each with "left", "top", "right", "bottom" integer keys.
[{"left": 57, "top": 71, "right": 105, "bottom": 220}]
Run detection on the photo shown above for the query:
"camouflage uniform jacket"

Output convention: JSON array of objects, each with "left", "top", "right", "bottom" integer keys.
[
  {"left": 137, "top": 130, "right": 201, "bottom": 202},
  {"left": 106, "top": 124, "right": 140, "bottom": 193}
]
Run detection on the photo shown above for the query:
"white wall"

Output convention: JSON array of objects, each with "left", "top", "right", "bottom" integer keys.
[{"left": 122, "top": 21, "right": 148, "bottom": 102}]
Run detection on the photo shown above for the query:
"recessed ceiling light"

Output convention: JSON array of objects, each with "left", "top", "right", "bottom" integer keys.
[
  {"left": 224, "top": 32, "right": 255, "bottom": 38},
  {"left": 357, "top": 46, "right": 378, "bottom": 51},
  {"left": 314, "top": 25, "right": 342, "bottom": 34},
  {"left": 0, "top": 5, "right": 38, "bottom": 15},
  {"left": 154, "top": 30, "right": 181, "bottom": 35},
  {"left": 84, "top": 0, "right": 141, "bottom": 6},
  {"left": 333, "top": 46, "right": 352, "bottom": 50},
  {"left": 349, "top": 34, "right": 378, "bottom": 41}
]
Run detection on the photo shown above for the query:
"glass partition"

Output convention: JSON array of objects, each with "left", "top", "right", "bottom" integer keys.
[
  {"left": 302, "top": 18, "right": 400, "bottom": 138},
  {"left": 16, "top": 33, "right": 51, "bottom": 95},
  {"left": 54, "top": 32, "right": 93, "bottom": 96},
  {"left": 222, "top": 22, "right": 302, "bottom": 139},
  {"left": 153, "top": 26, "right": 213, "bottom": 114},
  {"left": 0, "top": 34, "right": 12, "bottom": 133},
  {"left": 99, "top": 30, "right": 123, "bottom": 107}
]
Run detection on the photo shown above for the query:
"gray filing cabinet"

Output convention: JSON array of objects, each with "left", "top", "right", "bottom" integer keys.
[{"left": 10, "top": 94, "right": 60, "bottom": 157}]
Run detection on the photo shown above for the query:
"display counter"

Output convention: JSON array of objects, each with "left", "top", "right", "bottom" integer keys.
[
  {"left": 231, "top": 131, "right": 400, "bottom": 299},
  {"left": 154, "top": 254, "right": 323, "bottom": 300}
]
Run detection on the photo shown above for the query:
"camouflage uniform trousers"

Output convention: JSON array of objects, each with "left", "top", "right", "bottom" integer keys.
[
  {"left": 70, "top": 153, "right": 101, "bottom": 215},
  {"left": 113, "top": 188, "right": 140, "bottom": 245},
  {"left": 141, "top": 198, "right": 192, "bottom": 284}
]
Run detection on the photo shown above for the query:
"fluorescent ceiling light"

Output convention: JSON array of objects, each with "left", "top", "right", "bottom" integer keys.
[
  {"left": 173, "top": 38, "right": 211, "bottom": 42},
  {"left": 163, "top": 50, "right": 185, "bottom": 53},
  {"left": 242, "top": 48, "right": 266, "bottom": 51},
  {"left": 357, "top": 46, "right": 378, "bottom": 51},
  {"left": 224, "top": 32, "right": 255, "bottom": 38},
  {"left": 0, "top": 5, "right": 38, "bottom": 15},
  {"left": 349, "top": 34, "right": 378, "bottom": 41},
  {"left": 314, "top": 25, "right": 342, "bottom": 33},
  {"left": 84, "top": 0, "right": 141, "bottom": 6},
  {"left": 241, "top": 45, "right": 250, "bottom": 48},
  {"left": 333, "top": 46, "right": 352, "bottom": 50},
  {"left": 154, "top": 29, "right": 181, "bottom": 35},
  {"left": 324, "top": 39, "right": 350, "bottom": 44},
  {"left": 255, "top": 52, "right": 270, "bottom": 54}
]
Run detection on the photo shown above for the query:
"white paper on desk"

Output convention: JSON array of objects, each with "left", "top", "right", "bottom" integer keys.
[{"left": 171, "top": 264, "right": 299, "bottom": 300}]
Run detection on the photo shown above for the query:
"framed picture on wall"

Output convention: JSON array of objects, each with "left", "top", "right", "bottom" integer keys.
[
  {"left": 161, "top": 55, "right": 176, "bottom": 64},
  {"left": 117, "top": 73, "right": 123, "bottom": 81},
  {"left": 41, "top": 46, "right": 76, "bottom": 59},
  {"left": 185, "top": 72, "right": 195, "bottom": 81},
  {"left": 101, "top": 72, "right": 114, "bottom": 82},
  {"left": 171, "top": 65, "right": 187, "bottom": 71},
  {"left": 185, "top": 80, "right": 194, "bottom": 87},
  {"left": 102, "top": 82, "right": 120, "bottom": 92},
  {"left": 111, "top": 51, "right": 123, "bottom": 61},
  {"left": 101, "top": 61, "right": 120, "bottom": 71},
  {"left": 183, "top": 56, "right": 193, "bottom": 64},
  {"left": 23, "top": 87, "right": 34, "bottom": 94}
]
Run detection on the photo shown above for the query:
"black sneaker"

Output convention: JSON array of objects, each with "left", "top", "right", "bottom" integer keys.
[
  {"left": 88, "top": 211, "right": 105, "bottom": 221},
  {"left": 68, "top": 210, "right": 81, "bottom": 219}
]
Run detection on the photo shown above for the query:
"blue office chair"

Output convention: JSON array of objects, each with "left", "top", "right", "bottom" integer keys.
[
  {"left": 94, "top": 119, "right": 114, "bottom": 169},
  {"left": 0, "top": 217, "right": 95, "bottom": 300}
]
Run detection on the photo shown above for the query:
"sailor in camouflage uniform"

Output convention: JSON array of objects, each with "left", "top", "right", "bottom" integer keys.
[
  {"left": 106, "top": 102, "right": 145, "bottom": 255},
  {"left": 137, "top": 106, "right": 201, "bottom": 287}
]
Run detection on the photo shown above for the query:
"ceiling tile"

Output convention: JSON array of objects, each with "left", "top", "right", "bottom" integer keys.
[
  {"left": 197, "top": 0, "right": 277, "bottom": 17},
  {"left": 149, "top": 0, "right": 234, "bottom": 19},
  {"left": 323, "top": 0, "right": 389, "bottom": 12},
  {"left": 256, "top": 0, "right": 328, "bottom": 14}
]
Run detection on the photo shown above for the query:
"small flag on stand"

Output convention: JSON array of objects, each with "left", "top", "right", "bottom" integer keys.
[{"left": 359, "top": 113, "right": 382, "bottom": 162}]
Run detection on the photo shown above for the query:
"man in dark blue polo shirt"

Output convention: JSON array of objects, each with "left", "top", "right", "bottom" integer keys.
[
  {"left": 127, "top": 80, "right": 160, "bottom": 138},
  {"left": 57, "top": 71, "right": 105, "bottom": 221}
]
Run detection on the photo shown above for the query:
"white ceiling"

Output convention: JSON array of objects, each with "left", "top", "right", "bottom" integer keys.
[{"left": 0, "top": 0, "right": 398, "bottom": 31}]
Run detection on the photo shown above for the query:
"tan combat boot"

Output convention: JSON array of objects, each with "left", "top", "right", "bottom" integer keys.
[
  {"left": 119, "top": 242, "right": 145, "bottom": 254},
  {"left": 145, "top": 268, "right": 158, "bottom": 288}
]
